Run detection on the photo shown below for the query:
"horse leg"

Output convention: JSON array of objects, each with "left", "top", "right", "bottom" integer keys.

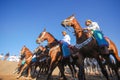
[
  {"left": 26, "top": 67, "right": 32, "bottom": 80},
  {"left": 72, "top": 63, "right": 77, "bottom": 78},
  {"left": 67, "top": 63, "right": 77, "bottom": 79},
  {"left": 107, "top": 55, "right": 120, "bottom": 80},
  {"left": 17, "top": 63, "right": 28, "bottom": 79},
  {"left": 58, "top": 63, "right": 67, "bottom": 80},
  {"left": 97, "top": 57, "right": 110, "bottom": 80},
  {"left": 76, "top": 53, "right": 85, "bottom": 80},
  {"left": 47, "top": 61, "right": 58, "bottom": 80},
  {"left": 36, "top": 64, "right": 42, "bottom": 78},
  {"left": 67, "top": 64, "right": 74, "bottom": 77}
]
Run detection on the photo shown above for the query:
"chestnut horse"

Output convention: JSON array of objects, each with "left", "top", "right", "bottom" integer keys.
[
  {"left": 17, "top": 45, "right": 33, "bottom": 79},
  {"left": 61, "top": 15, "right": 120, "bottom": 80},
  {"left": 36, "top": 29, "right": 77, "bottom": 80},
  {"left": 33, "top": 45, "right": 50, "bottom": 77}
]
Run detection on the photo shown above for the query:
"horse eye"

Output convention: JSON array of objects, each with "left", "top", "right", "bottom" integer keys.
[{"left": 65, "top": 20, "right": 69, "bottom": 22}]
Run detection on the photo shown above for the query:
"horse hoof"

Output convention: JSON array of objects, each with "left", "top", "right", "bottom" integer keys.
[{"left": 16, "top": 76, "right": 20, "bottom": 79}]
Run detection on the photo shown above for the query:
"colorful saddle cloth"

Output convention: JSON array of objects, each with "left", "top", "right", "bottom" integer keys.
[{"left": 93, "top": 30, "right": 109, "bottom": 47}]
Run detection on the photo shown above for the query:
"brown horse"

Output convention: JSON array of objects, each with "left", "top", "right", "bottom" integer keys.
[
  {"left": 17, "top": 45, "right": 33, "bottom": 79},
  {"left": 36, "top": 29, "right": 77, "bottom": 80},
  {"left": 33, "top": 45, "right": 50, "bottom": 77},
  {"left": 61, "top": 15, "right": 120, "bottom": 80}
]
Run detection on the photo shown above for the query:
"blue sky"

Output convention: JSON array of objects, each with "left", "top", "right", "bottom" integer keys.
[{"left": 0, "top": 0, "right": 120, "bottom": 56}]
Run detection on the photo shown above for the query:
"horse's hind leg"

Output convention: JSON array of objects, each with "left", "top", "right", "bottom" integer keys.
[
  {"left": 104, "top": 54, "right": 120, "bottom": 80},
  {"left": 17, "top": 64, "right": 28, "bottom": 79},
  {"left": 108, "top": 59, "right": 120, "bottom": 80}
]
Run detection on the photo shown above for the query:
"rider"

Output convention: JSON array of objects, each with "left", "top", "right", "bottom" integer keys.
[
  {"left": 85, "top": 19, "right": 109, "bottom": 54},
  {"left": 61, "top": 31, "right": 71, "bottom": 59}
]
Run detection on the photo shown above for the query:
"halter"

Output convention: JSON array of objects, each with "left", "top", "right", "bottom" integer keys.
[
  {"left": 64, "top": 18, "right": 76, "bottom": 34},
  {"left": 64, "top": 16, "right": 83, "bottom": 34}
]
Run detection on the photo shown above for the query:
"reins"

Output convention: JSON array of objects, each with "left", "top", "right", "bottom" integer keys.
[{"left": 65, "top": 26, "right": 83, "bottom": 36}]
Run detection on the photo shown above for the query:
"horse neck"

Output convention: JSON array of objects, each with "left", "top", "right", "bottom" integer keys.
[
  {"left": 47, "top": 34, "right": 58, "bottom": 48},
  {"left": 72, "top": 19, "right": 88, "bottom": 44},
  {"left": 25, "top": 49, "right": 33, "bottom": 59}
]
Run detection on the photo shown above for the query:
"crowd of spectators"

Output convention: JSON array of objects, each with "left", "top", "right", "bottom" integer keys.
[{"left": 0, "top": 53, "right": 19, "bottom": 62}]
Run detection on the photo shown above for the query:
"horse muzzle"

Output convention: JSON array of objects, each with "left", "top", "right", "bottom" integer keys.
[
  {"left": 36, "top": 39, "right": 42, "bottom": 44},
  {"left": 61, "top": 21, "right": 67, "bottom": 27}
]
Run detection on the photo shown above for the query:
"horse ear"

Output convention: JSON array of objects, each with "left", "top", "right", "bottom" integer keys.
[
  {"left": 72, "top": 14, "right": 75, "bottom": 17},
  {"left": 23, "top": 45, "right": 26, "bottom": 47},
  {"left": 43, "top": 28, "right": 46, "bottom": 32}
]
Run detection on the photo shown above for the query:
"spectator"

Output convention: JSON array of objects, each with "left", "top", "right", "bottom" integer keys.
[
  {"left": 4, "top": 52, "right": 10, "bottom": 61},
  {"left": 0, "top": 53, "right": 4, "bottom": 60}
]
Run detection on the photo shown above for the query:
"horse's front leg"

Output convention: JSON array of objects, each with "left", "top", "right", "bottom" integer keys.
[
  {"left": 77, "top": 63, "right": 85, "bottom": 80},
  {"left": 16, "top": 63, "right": 28, "bottom": 79},
  {"left": 26, "top": 67, "right": 32, "bottom": 80},
  {"left": 76, "top": 53, "right": 86, "bottom": 80},
  {"left": 47, "top": 60, "right": 57, "bottom": 80},
  {"left": 58, "top": 63, "right": 67, "bottom": 80},
  {"left": 67, "top": 64, "right": 76, "bottom": 78}
]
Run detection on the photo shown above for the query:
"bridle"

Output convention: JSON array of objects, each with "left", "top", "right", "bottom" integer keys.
[
  {"left": 37, "top": 31, "right": 46, "bottom": 43},
  {"left": 63, "top": 16, "right": 83, "bottom": 35}
]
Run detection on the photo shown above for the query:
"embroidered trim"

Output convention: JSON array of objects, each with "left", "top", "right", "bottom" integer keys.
[
  {"left": 75, "top": 37, "right": 92, "bottom": 49},
  {"left": 39, "top": 57, "right": 47, "bottom": 62}
]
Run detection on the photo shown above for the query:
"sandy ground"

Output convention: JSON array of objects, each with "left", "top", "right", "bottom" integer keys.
[{"left": 0, "top": 60, "right": 108, "bottom": 80}]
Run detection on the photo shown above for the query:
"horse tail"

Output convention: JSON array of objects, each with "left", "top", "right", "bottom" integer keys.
[{"left": 105, "top": 37, "right": 120, "bottom": 63}]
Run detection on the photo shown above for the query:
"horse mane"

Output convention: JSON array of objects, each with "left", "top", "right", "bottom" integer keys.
[
  {"left": 47, "top": 32, "right": 58, "bottom": 41},
  {"left": 24, "top": 46, "right": 32, "bottom": 54}
]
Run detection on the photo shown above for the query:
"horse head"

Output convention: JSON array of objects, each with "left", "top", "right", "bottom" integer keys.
[
  {"left": 61, "top": 15, "right": 78, "bottom": 28},
  {"left": 61, "top": 15, "right": 83, "bottom": 36},
  {"left": 36, "top": 28, "right": 55, "bottom": 46},
  {"left": 20, "top": 45, "right": 27, "bottom": 59},
  {"left": 36, "top": 28, "right": 47, "bottom": 44}
]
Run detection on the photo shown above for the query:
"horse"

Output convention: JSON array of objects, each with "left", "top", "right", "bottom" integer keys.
[
  {"left": 17, "top": 45, "right": 33, "bottom": 80},
  {"left": 33, "top": 45, "right": 50, "bottom": 77},
  {"left": 61, "top": 15, "right": 120, "bottom": 80},
  {"left": 36, "top": 29, "right": 77, "bottom": 80}
]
